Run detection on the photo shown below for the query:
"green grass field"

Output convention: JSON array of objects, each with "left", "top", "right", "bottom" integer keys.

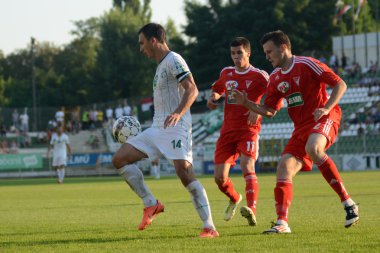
[{"left": 1, "top": 170, "right": 380, "bottom": 253}]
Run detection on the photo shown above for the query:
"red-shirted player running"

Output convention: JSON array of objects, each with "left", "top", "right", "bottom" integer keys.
[
  {"left": 207, "top": 37, "right": 268, "bottom": 226},
  {"left": 232, "top": 31, "right": 359, "bottom": 234}
]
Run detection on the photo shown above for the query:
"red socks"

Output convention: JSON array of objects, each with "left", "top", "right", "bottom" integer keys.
[
  {"left": 217, "top": 178, "right": 240, "bottom": 203},
  {"left": 274, "top": 179, "right": 293, "bottom": 222},
  {"left": 244, "top": 172, "right": 259, "bottom": 214},
  {"left": 317, "top": 155, "right": 350, "bottom": 202}
]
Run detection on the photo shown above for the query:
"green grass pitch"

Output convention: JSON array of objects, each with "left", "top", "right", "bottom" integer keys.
[{"left": 1, "top": 170, "right": 380, "bottom": 252}]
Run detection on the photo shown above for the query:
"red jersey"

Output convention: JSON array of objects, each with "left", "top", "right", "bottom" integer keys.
[
  {"left": 212, "top": 65, "right": 268, "bottom": 133},
  {"left": 264, "top": 56, "right": 343, "bottom": 128}
]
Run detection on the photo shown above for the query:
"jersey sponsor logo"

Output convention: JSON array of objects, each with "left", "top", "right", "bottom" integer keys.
[
  {"left": 245, "top": 80, "right": 252, "bottom": 89},
  {"left": 286, "top": 92, "right": 304, "bottom": 107},
  {"left": 225, "top": 80, "right": 238, "bottom": 104},
  {"left": 293, "top": 76, "right": 300, "bottom": 86},
  {"left": 226, "top": 80, "right": 238, "bottom": 90},
  {"left": 277, "top": 81, "right": 290, "bottom": 93}
]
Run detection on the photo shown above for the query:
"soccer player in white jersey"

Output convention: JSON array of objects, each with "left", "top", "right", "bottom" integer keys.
[
  {"left": 112, "top": 23, "right": 219, "bottom": 238},
  {"left": 47, "top": 126, "right": 71, "bottom": 184}
]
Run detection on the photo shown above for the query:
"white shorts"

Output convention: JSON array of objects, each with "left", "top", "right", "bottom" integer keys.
[
  {"left": 127, "top": 126, "right": 193, "bottom": 165},
  {"left": 52, "top": 155, "right": 67, "bottom": 167}
]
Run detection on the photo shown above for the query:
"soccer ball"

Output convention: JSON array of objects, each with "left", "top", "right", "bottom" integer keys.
[{"left": 112, "top": 116, "right": 141, "bottom": 143}]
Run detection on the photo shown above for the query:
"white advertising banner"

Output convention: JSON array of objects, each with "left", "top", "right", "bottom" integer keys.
[{"left": 342, "top": 154, "right": 380, "bottom": 171}]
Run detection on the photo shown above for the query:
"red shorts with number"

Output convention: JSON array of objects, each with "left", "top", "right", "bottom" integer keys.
[
  {"left": 283, "top": 110, "right": 341, "bottom": 171},
  {"left": 214, "top": 130, "right": 259, "bottom": 166}
]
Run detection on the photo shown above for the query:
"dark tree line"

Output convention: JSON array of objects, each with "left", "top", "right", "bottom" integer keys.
[{"left": 0, "top": 0, "right": 378, "bottom": 107}]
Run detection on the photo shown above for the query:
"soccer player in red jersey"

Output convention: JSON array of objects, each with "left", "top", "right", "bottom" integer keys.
[
  {"left": 207, "top": 37, "right": 268, "bottom": 226},
  {"left": 232, "top": 31, "right": 359, "bottom": 233}
]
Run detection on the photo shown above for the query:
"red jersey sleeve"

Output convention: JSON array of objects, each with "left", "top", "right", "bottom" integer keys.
[
  {"left": 211, "top": 69, "right": 227, "bottom": 95},
  {"left": 305, "top": 57, "right": 342, "bottom": 87}
]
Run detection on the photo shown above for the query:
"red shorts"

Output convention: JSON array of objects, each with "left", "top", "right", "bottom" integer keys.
[
  {"left": 214, "top": 130, "right": 259, "bottom": 166},
  {"left": 283, "top": 109, "right": 341, "bottom": 171}
]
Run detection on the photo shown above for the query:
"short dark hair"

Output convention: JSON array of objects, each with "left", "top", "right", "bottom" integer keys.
[
  {"left": 230, "top": 37, "right": 251, "bottom": 52},
  {"left": 138, "top": 23, "right": 166, "bottom": 43},
  {"left": 260, "top": 30, "right": 291, "bottom": 50}
]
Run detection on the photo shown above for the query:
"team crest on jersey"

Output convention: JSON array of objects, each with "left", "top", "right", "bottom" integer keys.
[
  {"left": 245, "top": 80, "right": 252, "bottom": 89},
  {"left": 153, "top": 75, "right": 158, "bottom": 89},
  {"left": 293, "top": 76, "right": 300, "bottom": 86},
  {"left": 275, "top": 75, "right": 279, "bottom": 80},
  {"left": 225, "top": 80, "right": 238, "bottom": 90},
  {"left": 277, "top": 81, "right": 290, "bottom": 93},
  {"left": 227, "top": 72, "right": 233, "bottom": 76}
]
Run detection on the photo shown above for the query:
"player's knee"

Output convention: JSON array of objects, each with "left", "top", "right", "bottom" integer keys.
[{"left": 305, "top": 143, "right": 324, "bottom": 159}]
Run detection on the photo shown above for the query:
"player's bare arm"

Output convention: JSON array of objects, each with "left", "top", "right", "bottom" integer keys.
[
  {"left": 246, "top": 110, "right": 260, "bottom": 126},
  {"left": 232, "top": 89, "right": 277, "bottom": 118},
  {"left": 66, "top": 143, "right": 72, "bottom": 158},
  {"left": 207, "top": 92, "right": 222, "bottom": 110},
  {"left": 164, "top": 74, "right": 199, "bottom": 128},
  {"left": 313, "top": 80, "right": 347, "bottom": 122}
]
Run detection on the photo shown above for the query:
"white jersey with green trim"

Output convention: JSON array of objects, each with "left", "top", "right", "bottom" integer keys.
[{"left": 152, "top": 51, "right": 192, "bottom": 129}]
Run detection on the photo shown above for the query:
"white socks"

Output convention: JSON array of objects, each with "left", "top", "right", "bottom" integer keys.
[
  {"left": 56, "top": 168, "right": 65, "bottom": 183},
  {"left": 118, "top": 164, "right": 157, "bottom": 207},
  {"left": 342, "top": 198, "right": 355, "bottom": 207},
  {"left": 151, "top": 165, "right": 160, "bottom": 179},
  {"left": 186, "top": 180, "right": 216, "bottom": 230}
]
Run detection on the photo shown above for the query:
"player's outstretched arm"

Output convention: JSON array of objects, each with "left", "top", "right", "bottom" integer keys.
[
  {"left": 232, "top": 89, "right": 277, "bottom": 118},
  {"left": 164, "top": 74, "right": 199, "bottom": 128}
]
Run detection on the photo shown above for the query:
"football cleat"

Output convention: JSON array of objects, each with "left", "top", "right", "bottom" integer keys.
[
  {"left": 224, "top": 194, "right": 242, "bottom": 221},
  {"left": 199, "top": 228, "right": 219, "bottom": 238},
  {"left": 138, "top": 200, "right": 165, "bottom": 230},
  {"left": 263, "top": 221, "right": 291, "bottom": 234},
  {"left": 240, "top": 206, "right": 257, "bottom": 226},
  {"left": 344, "top": 203, "right": 359, "bottom": 228}
]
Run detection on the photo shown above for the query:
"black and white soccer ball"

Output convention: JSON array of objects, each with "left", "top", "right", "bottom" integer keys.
[{"left": 112, "top": 116, "right": 141, "bottom": 143}]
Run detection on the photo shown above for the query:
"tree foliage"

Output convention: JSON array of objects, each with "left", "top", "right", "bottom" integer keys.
[{"left": 0, "top": 0, "right": 378, "bottom": 109}]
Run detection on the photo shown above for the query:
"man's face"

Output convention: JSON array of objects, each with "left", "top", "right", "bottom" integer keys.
[
  {"left": 230, "top": 45, "right": 250, "bottom": 68},
  {"left": 262, "top": 41, "right": 284, "bottom": 68},
  {"left": 139, "top": 33, "right": 154, "bottom": 59}
]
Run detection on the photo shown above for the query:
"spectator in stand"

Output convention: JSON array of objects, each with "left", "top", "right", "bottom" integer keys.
[
  {"left": 123, "top": 99, "right": 132, "bottom": 116},
  {"left": 9, "top": 140, "right": 18, "bottom": 154},
  {"left": 106, "top": 106, "right": 113, "bottom": 126},
  {"left": 55, "top": 107, "right": 65, "bottom": 127},
  {"left": 341, "top": 53, "right": 347, "bottom": 69},
  {"left": 88, "top": 108, "right": 97, "bottom": 130},
  {"left": 318, "top": 55, "right": 327, "bottom": 64},
  {"left": 48, "top": 119, "right": 57, "bottom": 131},
  {"left": 0, "top": 123, "right": 6, "bottom": 137},
  {"left": 19, "top": 108, "right": 29, "bottom": 133},
  {"left": 369, "top": 61, "right": 379, "bottom": 74},
  {"left": 19, "top": 132, "right": 27, "bottom": 148},
  {"left": 115, "top": 104, "right": 123, "bottom": 119},
  {"left": 0, "top": 139, "right": 9, "bottom": 154},
  {"left": 82, "top": 110, "right": 89, "bottom": 130},
  {"left": 329, "top": 53, "right": 338, "bottom": 68},
  {"left": 71, "top": 107, "right": 80, "bottom": 133},
  {"left": 97, "top": 109, "right": 104, "bottom": 128},
  {"left": 37, "top": 131, "right": 48, "bottom": 144},
  {"left": 12, "top": 109, "right": 19, "bottom": 129}
]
